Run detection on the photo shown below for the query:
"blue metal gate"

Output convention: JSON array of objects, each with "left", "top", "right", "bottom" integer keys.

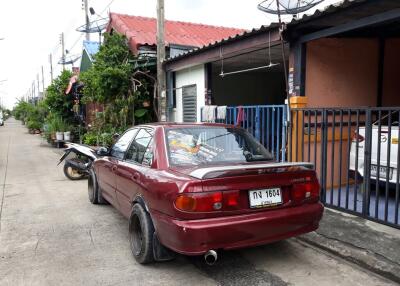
[{"left": 200, "top": 105, "right": 287, "bottom": 162}]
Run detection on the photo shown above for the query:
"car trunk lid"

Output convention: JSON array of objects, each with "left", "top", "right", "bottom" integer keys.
[{"left": 172, "top": 162, "right": 319, "bottom": 215}]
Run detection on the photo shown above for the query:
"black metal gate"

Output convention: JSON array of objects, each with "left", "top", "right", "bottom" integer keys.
[{"left": 290, "top": 107, "right": 400, "bottom": 228}]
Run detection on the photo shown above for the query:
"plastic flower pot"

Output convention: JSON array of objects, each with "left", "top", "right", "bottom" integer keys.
[
  {"left": 56, "top": 132, "right": 64, "bottom": 141},
  {"left": 64, "top": 131, "right": 71, "bottom": 141}
]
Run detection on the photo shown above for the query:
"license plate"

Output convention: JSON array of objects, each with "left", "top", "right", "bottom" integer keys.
[
  {"left": 248, "top": 188, "right": 282, "bottom": 208},
  {"left": 371, "top": 165, "right": 393, "bottom": 180}
]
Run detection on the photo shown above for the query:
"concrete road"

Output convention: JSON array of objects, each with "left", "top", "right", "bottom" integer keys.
[{"left": 0, "top": 118, "right": 396, "bottom": 286}]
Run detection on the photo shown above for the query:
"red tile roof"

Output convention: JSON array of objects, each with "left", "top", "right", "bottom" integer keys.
[{"left": 107, "top": 13, "right": 246, "bottom": 54}]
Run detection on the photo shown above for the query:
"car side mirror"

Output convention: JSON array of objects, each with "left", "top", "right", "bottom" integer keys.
[
  {"left": 143, "top": 152, "right": 154, "bottom": 167},
  {"left": 97, "top": 147, "right": 109, "bottom": 156}
]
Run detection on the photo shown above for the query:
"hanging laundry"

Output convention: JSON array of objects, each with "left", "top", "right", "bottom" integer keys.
[
  {"left": 236, "top": 106, "right": 245, "bottom": 126},
  {"left": 217, "top": 106, "right": 227, "bottom": 121},
  {"left": 202, "top": 105, "right": 217, "bottom": 122}
]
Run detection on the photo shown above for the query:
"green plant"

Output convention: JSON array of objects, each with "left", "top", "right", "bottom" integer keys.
[
  {"left": 27, "top": 120, "right": 41, "bottom": 130},
  {"left": 44, "top": 70, "right": 74, "bottom": 122},
  {"left": 13, "top": 100, "right": 48, "bottom": 130},
  {"left": 80, "top": 33, "right": 156, "bottom": 134},
  {"left": 83, "top": 132, "right": 98, "bottom": 146},
  {"left": 46, "top": 115, "right": 66, "bottom": 133},
  {"left": 99, "top": 132, "right": 114, "bottom": 147}
]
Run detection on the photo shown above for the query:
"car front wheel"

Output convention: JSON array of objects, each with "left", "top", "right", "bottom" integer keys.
[
  {"left": 88, "top": 169, "right": 99, "bottom": 204},
  {"left": 129, "top": 203, "right": 155, "bottom": 264}
]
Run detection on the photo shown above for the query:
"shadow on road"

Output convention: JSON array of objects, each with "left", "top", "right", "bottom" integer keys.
[{"left": 187, "top": 244, "right": 288, "bottom": 286}]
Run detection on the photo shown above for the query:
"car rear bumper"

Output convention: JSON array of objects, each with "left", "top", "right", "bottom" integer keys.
[{"left": 152, "top": 203, "right": 324, "bottom": 256}]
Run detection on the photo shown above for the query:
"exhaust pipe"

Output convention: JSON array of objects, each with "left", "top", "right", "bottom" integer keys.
[{"left": 204, "top": 250, "right": 218, "bottom": 265}]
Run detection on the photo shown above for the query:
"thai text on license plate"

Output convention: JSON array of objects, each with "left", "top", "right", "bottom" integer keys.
[{"left": 249, "top": 188, "right": 282, "bottom": 208}]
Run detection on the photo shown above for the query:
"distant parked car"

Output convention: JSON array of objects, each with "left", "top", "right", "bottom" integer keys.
[
  {"left": 88, "top": 123, "right": 324, "bottom": 264},
  {"left": 350, "top": 111, "right": 399, "bottom": 184}
]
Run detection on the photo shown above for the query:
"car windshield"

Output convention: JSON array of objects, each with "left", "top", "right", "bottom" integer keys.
[{"left": 166, "top": 127, "right": 274, "bottom": 166}]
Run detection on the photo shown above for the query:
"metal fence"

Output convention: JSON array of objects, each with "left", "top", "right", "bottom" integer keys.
[
  {"left": 290, "top": 107, "right": 400, "bottom": 229},
  {"left": 201, "top": 105, "right": 287, "bottom": 162}
]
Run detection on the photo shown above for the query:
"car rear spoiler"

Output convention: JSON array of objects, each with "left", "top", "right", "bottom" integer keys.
[{"left": 189, "top": 162, "right": 314, "bottom": 179}]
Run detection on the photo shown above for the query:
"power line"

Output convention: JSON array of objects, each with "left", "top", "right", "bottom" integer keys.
[
  {"left": 99, "top": 0, "right": 116, "bottom": 15},
  {"left": 24, "top": 0, "right": 118, "bottom": 96},
  {"left": 67, "top": 33, "right": 85, "bottom": 52}
]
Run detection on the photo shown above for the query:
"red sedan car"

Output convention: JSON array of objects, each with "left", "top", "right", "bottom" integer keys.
[{"left": 88, "top": 123, "right": 324, "bottom": 264}]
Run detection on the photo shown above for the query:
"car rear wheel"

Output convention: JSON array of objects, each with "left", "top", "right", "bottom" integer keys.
[{"left": 129, "top": 203, "right": 155, "bottom": 264}]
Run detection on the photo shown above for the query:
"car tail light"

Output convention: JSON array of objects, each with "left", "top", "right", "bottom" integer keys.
[
  {"left": 352, "top": 131, "right": 364, "bottom": 143},
  {"left": 174, "top": 195, "right": 197, "bottom": 212},
  {"left": 291, "top": 181, "right": 320, "bottom": 203},
  {"left": 222, "top": 190, "right": 240, "bottom": 210},
  {"left": 175, "top": 191, "right": 240, "bottom": 212}
]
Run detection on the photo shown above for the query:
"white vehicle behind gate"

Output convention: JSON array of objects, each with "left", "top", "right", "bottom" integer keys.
[
  {"left": 349, "top": 111, "right": 399, "bottom": 184},
  {"left": 0, "top": 111, "right": 4, "bottom": 126}
]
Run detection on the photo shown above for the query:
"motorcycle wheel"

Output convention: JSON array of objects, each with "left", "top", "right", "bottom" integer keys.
[{"left": 63, "top": 161, "right": 87, "bottom": 180}]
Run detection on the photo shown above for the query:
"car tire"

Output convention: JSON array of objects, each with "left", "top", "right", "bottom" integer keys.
[
  {"left": 129, "top": 203, "right": 155, "bottom": 264},
  {"left": 63, "top": 161, "right": 86, "bottom": 180},
  {"left": 97, "top": 185, "right": 109, "bottom": 205},
  {"left": 88, "top": 169, "right": 99, "bottom": 204}
]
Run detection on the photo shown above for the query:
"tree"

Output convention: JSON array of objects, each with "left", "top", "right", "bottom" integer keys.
[
  {"left": 44, "top": 70, "right": 75, "bottom": 124},
  {"left": 81, "top": 33, "right": 155, "bottom": 134}
]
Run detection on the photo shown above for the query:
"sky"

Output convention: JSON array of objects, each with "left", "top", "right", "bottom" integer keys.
[{"left": 0, "top": 0, "right": 341, "bottom": 109}]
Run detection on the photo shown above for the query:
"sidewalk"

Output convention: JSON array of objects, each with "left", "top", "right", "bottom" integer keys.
[{"left": 298, "top": 208, "right": 400, "bottom": 283}]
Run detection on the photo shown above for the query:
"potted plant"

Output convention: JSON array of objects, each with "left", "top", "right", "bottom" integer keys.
[
  {"left": 50, "top": 116, "right": 64, "bottom": 141},
  {"left": 56, "top": 118, "right": 66, "bottom": 141},
  {"left": 64, "top": 124, "right": 72, "bottom": 142},
  {"left": 27, "top": 120, "right": 41, "bottom": 134}
]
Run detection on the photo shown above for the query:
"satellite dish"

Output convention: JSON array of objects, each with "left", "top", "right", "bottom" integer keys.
[
  {"left": 58, "top": 54, "right": 81, "bottom": 65},
  {"left": 76, "top": 18, "right": 109, "bottom": 33},
  {"left": 258, "top": 0, "right": 324, "bottom": 15}
]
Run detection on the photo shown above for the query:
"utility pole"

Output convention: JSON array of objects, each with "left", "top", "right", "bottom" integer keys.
[
  {"left": 60, "top": 33, "right": 65, "bottom": 71},
  {"left": 156, "top": 0, "right": 167, "bottom": 122},
  {"left": 37, "top": 73, "right": 40, "bottom": 101},
  {"left": 41, "top": 66, "right": 45, "bottom": 96},
  {"left": 49, "top": 54, "right": 54, "bottom": 82},
  {"left": 32, "top": 81, "right": 35, "bottom": 101},
  {"left": 84, "top": 0, "right": 90, "bottom": 41}
]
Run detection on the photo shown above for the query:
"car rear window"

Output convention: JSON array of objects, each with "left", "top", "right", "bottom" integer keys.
[{"left": 166, "top": 127, "right": 273, "bottom": 166}]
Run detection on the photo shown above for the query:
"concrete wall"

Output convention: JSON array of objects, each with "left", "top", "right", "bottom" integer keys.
[
  {"left": 212, "top": 71, "right": 286, "bottom": 106},
  {"left": 305, "top": 38, "right": 379, "bottom": 108},
  {"left": 383, "top": 38, "right": 400, "bottom": 106},
  {"left": 173, "top": 64, "right": 205, "bottom": 122}
]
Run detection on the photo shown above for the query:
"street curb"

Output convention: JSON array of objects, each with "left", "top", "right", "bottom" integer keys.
[{"left": 297, "top": 232, "right": 400, "bottom": 284}]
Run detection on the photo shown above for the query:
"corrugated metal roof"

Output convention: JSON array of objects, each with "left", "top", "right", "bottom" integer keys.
[
  {"left": 107, "top": 13, "right": 245, "bottom": 53},
  {"left": 165, "top": 23, "right": 281, "bottom": 62},
  {"left": 288, "top": 0, "right": 368, "bottom": 25},
  {"left": 166, "top": 0, "right": 399, "bottom": 63},
  {"left": 83, "top": 41, "right": 100, "bottom": 61}
]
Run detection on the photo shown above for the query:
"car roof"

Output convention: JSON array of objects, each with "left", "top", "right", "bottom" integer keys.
[{"left": 129, "top": 122, "right": 236, "bottom": 129}]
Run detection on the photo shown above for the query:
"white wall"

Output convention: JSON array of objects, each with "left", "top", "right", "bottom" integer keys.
[{"left": 174, "top": 64, "right": 205, "bottom": 122}]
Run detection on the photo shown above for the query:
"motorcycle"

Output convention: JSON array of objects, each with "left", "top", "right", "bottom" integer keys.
[{"left": 58, "top": 143, "right": 99, "bottom": 180}]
